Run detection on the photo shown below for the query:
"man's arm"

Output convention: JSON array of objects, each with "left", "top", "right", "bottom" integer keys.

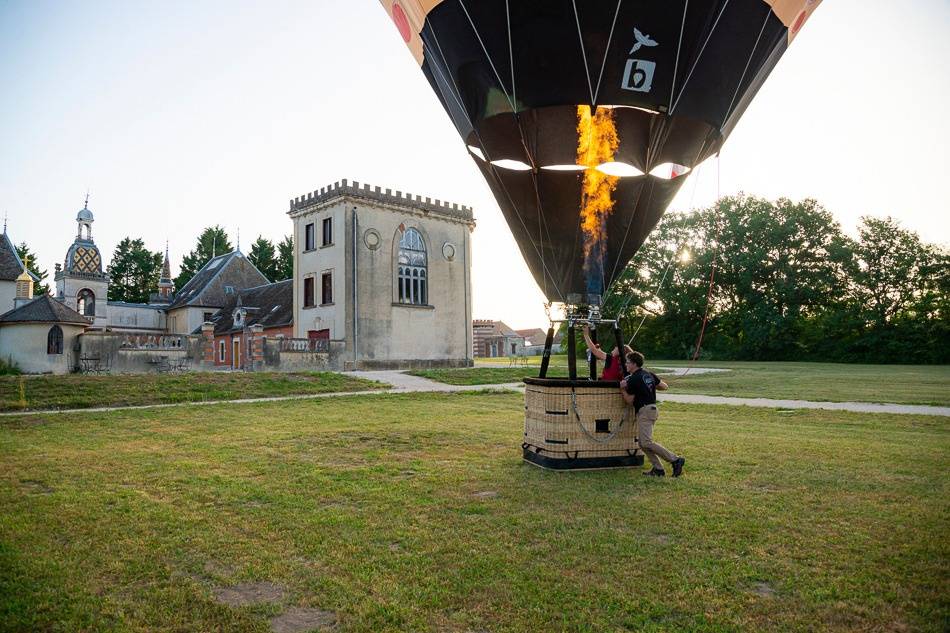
[
  {"left": 654, "top": 373, "right": 669, "bottom": 391},
  {"left": 582, "top": 325, "right": 607, "bottom": 360},
  {"left": 619, "top": 378, "right": 635, "bottom": 405}
]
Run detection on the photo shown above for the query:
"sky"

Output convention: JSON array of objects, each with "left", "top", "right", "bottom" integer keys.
[{"left": 1, "top": 0, "right": 948, "bottom": 329}]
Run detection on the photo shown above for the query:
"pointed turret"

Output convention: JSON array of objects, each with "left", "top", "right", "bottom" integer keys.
[
  {"left": 14, "top": 256, "right": 34, "bottom": 308},
  {"left": 157, "top": 241, "right": 174, "bottom": 301}
]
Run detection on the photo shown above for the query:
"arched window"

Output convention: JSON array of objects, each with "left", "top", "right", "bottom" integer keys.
[
  {"left": 47, "top": 325, "right": 63, "bottom": 355},
  {"left": 77, "top": 289, "right": 95, "bottom": 317},
  {"left": 397, "top": 228, "right": 428, "bottom": 305}
]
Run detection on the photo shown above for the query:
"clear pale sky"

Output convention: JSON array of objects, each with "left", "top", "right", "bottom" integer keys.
[{"left": 1, "top": 1, "right": 948, "bottom": 329}]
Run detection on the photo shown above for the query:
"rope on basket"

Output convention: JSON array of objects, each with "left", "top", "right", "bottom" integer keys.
[{"left": 569, "top": 388, "right": 629, "bottom": 444}]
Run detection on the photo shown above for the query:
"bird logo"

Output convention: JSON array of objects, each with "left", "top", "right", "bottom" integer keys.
[{"left": 629, "top": 28, "right": 658, "bottom": 54}]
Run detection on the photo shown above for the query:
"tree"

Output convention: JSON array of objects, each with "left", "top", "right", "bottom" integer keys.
[
  {"left": 108, "top": 238, "right": 163, "bottom": 303},
  {"left": 849, "top": 217, "right": 936, "bottom": 327},
  {"left": 604, "top": 196, "right": 947, "bottom": 363},
  {"left": 175, "top": 226, "right": 232, "bottom": 290},
  {"left": 841, "top": 217, "right": 950, "bottom": 362},
  {"left": 248, "top": 236, "right": 278, "bottom": 282},
  {"left": 275, "top": 235, "right": 294, "bottom": 281},
  {"left": 14, "top": 242, "right": 50, "bottom": 296}
]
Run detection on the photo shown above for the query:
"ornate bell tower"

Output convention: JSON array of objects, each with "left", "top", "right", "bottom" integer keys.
[{"left": 55, "top": 194, "right": 109, "bottom": 328}]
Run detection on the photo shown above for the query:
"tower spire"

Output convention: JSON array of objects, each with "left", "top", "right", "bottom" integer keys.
[{"left": 158, "top": 239, "right": 174, "bottom": 301}]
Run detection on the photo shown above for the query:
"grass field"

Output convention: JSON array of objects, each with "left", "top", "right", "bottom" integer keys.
[
  {"left": 1, "top": 392, "right": 947, "bottom": 632},
  {"left": 417, "top": 359, "right": 950, "bottom": 406},
  {"left": 0, "top": 372, "right": 386, "bottom": 412}
]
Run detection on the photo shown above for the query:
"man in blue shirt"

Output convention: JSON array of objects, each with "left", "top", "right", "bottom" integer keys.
[{"left": 620, "top": 351, "right": 685, "bottom": 477}]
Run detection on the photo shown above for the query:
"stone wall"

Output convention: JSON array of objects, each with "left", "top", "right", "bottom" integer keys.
[
  {"left": 77, "top": 331, "right": 204, "bottom": 374},
  {"left": 105, "top": 302, "right": 166, "bottom": 332},
  {"left": 261, "top": 338, "right": 346, "bottom": 371}
]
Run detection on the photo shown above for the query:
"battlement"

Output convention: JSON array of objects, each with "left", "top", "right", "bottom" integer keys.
[{"left": 288, "top": 179, "right": 474, "bottom": 222}]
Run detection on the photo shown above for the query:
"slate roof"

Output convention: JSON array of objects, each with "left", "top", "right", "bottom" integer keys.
[
  {"left": 206, "top": 279, "right": 293, "bottom": 335},
  {"left": 0, "top": 232, "right": 40, "bottom": 283},
  {"left": 0, "top": 294, "right": 91, "bottom": 325},
  {"left": 167, "top": 250, "right": 269, "bottom": 310}
]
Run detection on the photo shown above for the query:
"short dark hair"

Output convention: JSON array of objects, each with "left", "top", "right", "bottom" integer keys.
[{"left": 626, "top": 351, "right": 645, "bottom": 367}]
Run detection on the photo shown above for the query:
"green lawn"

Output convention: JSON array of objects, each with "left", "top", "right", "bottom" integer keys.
[
  {"left": 1, "top": 392, "right": 947, "bottom": 632},
  {"left": 657, "top": 361, "right": 950, "bottom": 406},
  {"left": 437, "top": 359, "right": 950, "bottom": 406},
  {"left": 0, "top": 372, "right": 387, "bottom": 412}
]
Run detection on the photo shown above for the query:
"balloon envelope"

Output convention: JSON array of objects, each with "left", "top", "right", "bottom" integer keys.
[{"left": 380, "top": 0, "right": 821, "bottom": 302}]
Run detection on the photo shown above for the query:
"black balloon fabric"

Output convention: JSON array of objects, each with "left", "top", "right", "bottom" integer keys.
[{"left": 381, "top": 0, "right": 820, "bottom": 302}]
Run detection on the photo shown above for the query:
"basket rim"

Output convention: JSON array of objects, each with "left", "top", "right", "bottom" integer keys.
[{"left": 523, "top": 377, "right": 622, "bottom": 388}]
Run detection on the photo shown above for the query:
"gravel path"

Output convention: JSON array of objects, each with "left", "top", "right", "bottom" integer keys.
[
  {"left": 2, "top": 370, "right": 947, "bottom": 417},
  {"left": 350, "top": 371, "right": 950, "bottom": 416}
]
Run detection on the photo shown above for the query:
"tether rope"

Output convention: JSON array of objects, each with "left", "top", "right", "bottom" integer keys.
[{"left": 569, "top": 388, "right": 629, "bottom": 444}]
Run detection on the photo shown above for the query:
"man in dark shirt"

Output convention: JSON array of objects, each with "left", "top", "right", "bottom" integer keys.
[{"left": 620, "top": 351, "right": 685, "bottom": 477}]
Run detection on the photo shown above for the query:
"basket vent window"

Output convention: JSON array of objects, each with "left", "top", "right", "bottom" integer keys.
[{"left": 595, "top": 419, "right": 610, "bottom": 433}]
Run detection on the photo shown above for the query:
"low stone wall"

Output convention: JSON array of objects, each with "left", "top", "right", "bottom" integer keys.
[
  {"left": 349, "top": 358, "right": 474, "bottom": 371},
  {"left": 261, "top": 338, "right": 346, "bottom": 372},
  {"left": 77, "top": 332, "right": 204, "bottom": 374}
]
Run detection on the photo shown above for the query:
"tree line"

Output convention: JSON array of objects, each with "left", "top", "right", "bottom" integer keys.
[
  {"left": 15, "top": 227, "right": 294, "bottom": 304},
  {"left": 601, "top": 195, "right": 948, "bottom": 364}
]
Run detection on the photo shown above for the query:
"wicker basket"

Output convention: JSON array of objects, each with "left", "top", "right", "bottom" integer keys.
[{"left": 522, "top": 377, "right": 644, "bottom": 470}]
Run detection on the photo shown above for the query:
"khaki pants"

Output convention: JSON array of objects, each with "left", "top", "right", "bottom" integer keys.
[{"left": 636, "top": 405, "right": 678, "bottom": 470}]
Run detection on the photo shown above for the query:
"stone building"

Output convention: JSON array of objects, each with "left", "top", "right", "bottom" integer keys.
[
  {"left": 472, "top": 319, "right": 525, "bottom": 358},
  {"left": 207, "top": 279, "right": 293, "bottom": 369},
  {"left": 0, "top": 294, "right": 90, "bottom": 374},
  {"left": 288, "top": 179, "right": 474, "bottom": 369},
  {"left": 165, "top": 250, "right": 269, "bottom": 335},
  {"left": 517, "top": 327, "right": 564, "bottom": 356}
]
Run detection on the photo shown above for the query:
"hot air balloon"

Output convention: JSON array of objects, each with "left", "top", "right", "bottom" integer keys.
[{"left": 380, "top": 0, "right": 821, "bottom": 469}]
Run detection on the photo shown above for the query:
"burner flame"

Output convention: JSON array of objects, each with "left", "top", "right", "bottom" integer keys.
[{"left": 576, "top": 105, "right": 619, "bottom": 300}]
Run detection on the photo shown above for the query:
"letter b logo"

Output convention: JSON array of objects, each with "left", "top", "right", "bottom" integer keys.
[{"left": 621, "top": 59, "right": 656, "bottom": 93}]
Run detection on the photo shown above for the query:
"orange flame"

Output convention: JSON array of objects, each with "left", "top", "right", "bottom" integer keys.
[{"left": 576, "top": 105, "right": 619, "bottom": 281}]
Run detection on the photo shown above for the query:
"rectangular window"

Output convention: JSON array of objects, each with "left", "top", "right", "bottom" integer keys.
[
  {"left": 203, "top": 312, "right": 214, "bottom": 322},
  {"left": 224, "top": 286, "right": 234, "bottom": 294},
  {"left": 322, "top": 217, "right": 332, "bottom": 246},
  {"left": 303, "top": 277, "right": 315, "bottom": 307},
  {"left": 218, "top": 341, "right": 226, "bottom": 362},
  {"left": 321, "top": 272, "right": 333, "bottom": 305},
  {"left": 305, "top": 223, "right": 315, "bottom": 251}
]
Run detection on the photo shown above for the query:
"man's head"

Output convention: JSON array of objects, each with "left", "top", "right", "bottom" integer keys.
[{"left": 625, "top": 350, "right": 645, "bottom": 370}]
